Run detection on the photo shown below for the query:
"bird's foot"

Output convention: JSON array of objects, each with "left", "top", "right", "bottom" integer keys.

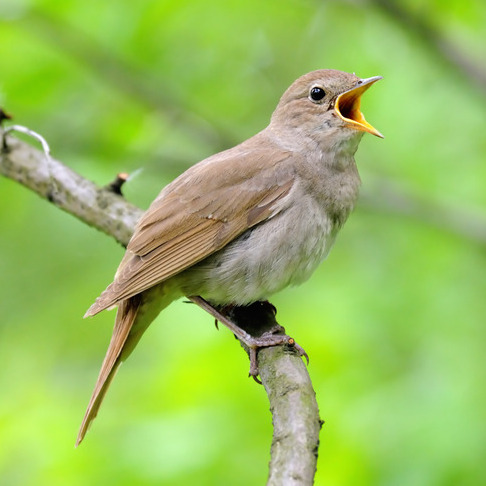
[
  {"left": 188, "top": 296, "right": 309, "bottom": 382},
  {"left": 245, "top": 330, "right": 309, "bottom": 383}
]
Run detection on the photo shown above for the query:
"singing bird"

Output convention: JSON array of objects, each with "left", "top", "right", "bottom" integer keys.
[{"left": 77, "top": 69, "right": 383, "bottom": 445}]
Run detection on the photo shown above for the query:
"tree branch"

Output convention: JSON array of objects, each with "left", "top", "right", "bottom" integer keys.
[
  {"left": 261, "top": 346, "right": 321, "bottom": 485},
  {"left": 226, "top": 303, "right": 321, "bottom": 485},
  {"left": 0, "top": 133, "right": 142, "bottom": 246},
  {"left": 0, "top": 130, "right": 322, "bottom": 485}
]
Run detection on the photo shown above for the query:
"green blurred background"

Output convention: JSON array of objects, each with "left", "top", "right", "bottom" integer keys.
[{"left": 1, "top": 1, "right": 485, "bottom": 485}]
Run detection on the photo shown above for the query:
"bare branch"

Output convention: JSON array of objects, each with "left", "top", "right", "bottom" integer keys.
[
  {"left": 224, "top": 303, "right": 321, "bottom": 485},
  {"left": 1, "top": 131, "right": 322, "bottom": 484},
  {"left": 0, "top": 132, "right": 142, "bottom": 246},
  {"left": 261, "top": 346, "right": 322, "bottom": 486}
]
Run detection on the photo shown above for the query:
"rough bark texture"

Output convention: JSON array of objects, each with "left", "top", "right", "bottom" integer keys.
[
  {"left": 227, "top": 304, "right": 321, "bottom": 485},
  {"left": 0, "top": 135, "right": 142, "bottom": 246},
  {"left": 1, "top": 131, "right": 322, "bottom": 485},
  {"left": 261, "top": 346, "right": 321, "bottom": 486}
]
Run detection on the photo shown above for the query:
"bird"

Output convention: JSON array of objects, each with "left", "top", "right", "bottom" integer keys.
[{"left": 76, "top": 69, "right": 383, "bottom": 446}]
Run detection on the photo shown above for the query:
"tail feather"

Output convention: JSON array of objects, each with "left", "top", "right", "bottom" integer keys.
[
  {"left": 76, "top": 296, "right": 141, "bottom": 446},
  {"left": 76, "top": 282, "right": 178, "bottom": 446}
]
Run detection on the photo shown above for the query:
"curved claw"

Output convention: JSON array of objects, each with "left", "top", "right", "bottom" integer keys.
[
  {"left": 289, "top": 340, "right": 310, "bottom": 366},
  {"left": 251, "top": 374, "right": 263, "bottom": 385},
  {"left": 248, "top": 348, "right": 262, "bottom": 384}
]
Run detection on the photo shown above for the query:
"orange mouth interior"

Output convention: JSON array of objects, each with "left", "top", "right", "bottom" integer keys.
[{"left": 335, "top": 81, "right": 383, "bottom": 138}]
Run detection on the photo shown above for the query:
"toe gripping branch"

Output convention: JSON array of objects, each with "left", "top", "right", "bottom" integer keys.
[{"left": 188, "top": 297, "right": 309, "bottom": 383}]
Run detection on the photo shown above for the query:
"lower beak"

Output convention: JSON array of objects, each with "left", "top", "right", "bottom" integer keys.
[{"left": 335, "top": 76, "right": 384, "bottom": 138}]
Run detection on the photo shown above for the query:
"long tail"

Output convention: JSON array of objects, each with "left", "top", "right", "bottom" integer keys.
[{"left": 76, "top": 284, "right": 176, "bottom": 446}]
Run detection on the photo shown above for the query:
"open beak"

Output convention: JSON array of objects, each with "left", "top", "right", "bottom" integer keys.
[{"left": 335, "top": 76, "right": 384, "bottom": 138}]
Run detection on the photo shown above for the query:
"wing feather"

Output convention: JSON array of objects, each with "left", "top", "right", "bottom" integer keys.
[{"left": 86, "top": 137, "right": 296, "bottom": 316}]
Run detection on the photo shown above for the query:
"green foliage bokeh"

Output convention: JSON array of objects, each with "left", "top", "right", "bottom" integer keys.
[{"left": 1, "top": 1, "right": 485, "bottom": 485}]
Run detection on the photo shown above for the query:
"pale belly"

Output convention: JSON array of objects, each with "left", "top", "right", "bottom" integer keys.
[{"left": 177, "top": 199, "right": 337, "bottom": 305}]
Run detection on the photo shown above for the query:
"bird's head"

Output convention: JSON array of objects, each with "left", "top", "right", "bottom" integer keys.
[{"left": 270, "top": 69, "right": 383, "bottom": 148}]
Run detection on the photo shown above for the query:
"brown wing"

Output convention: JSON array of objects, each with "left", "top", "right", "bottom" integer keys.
[{"left": 85, "top": 138, "right": 295, "bottom": 316}]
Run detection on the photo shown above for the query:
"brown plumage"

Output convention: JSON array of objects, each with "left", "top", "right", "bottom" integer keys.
[
  {"left": 77, "top": 69, "right": 382, "bottom": 446},
  {"left": 85, "top": 146, "right": 294, "bottom": 315}
]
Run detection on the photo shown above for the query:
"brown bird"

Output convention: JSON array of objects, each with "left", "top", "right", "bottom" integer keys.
[{"left": 76, "top": 69, "right": 383, "bottom": 446}]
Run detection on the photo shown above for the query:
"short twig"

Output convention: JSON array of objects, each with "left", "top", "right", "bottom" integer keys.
[
  {"left": 0, "top": 108, "right": 13, "bottom": 126},
  {"left": 105, "top": 172, "right": 130, "bottom": 196}
]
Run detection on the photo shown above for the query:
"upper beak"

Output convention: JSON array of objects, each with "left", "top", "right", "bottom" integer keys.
[{"left": 335, "top": 76, "right": 384, "bottom": 138}]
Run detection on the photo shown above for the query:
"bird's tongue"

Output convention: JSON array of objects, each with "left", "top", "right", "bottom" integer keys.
[{"left": 335, "top": 77, "right": 384, "bottom": 138}]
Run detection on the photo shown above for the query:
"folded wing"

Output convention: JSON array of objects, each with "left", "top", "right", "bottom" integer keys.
[{"left": 86, "top": 139, "right": 296, "bottom": 316}]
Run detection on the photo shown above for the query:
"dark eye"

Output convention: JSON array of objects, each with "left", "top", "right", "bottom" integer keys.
[{"left": 309, "top": 86, "right": 326, "bottom": 102}]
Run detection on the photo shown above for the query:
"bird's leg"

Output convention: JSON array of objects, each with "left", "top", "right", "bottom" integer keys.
[{"left": 188, "top": 296, "right": 308, "bottom": 381}]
